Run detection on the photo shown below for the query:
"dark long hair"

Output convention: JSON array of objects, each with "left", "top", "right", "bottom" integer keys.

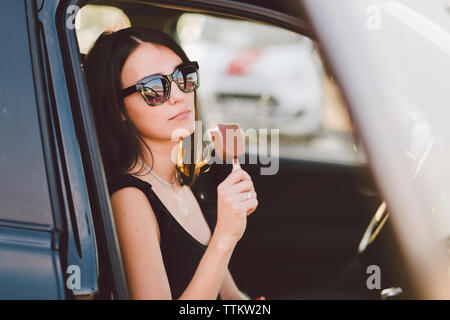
[{"left": 84, "top": 26, "right": 209, "bottom": 185}]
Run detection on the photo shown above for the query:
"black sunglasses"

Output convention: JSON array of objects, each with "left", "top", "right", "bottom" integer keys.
[{"left": 121, "top": 61, "right": 200, "bottom": 106}]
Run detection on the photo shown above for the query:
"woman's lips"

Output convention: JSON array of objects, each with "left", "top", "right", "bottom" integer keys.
[{"left": 169, "top": 110, "right": 191, "bottom": 120}]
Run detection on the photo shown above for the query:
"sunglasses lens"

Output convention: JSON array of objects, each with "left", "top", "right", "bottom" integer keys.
[
  {"left": 141, "top": 77, "right": 169, "bottom": 105},
  {"left": 176, "top": 65, "right": 198, "bottom": 92}
]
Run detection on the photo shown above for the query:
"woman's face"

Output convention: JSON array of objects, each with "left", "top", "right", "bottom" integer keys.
[{"left": 120, "top": 42, "right": 196, "bottom": 142}]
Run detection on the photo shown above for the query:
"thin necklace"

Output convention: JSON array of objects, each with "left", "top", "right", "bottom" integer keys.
[{"left": 137, "top": 159, "right": 177, "bottom": 188}]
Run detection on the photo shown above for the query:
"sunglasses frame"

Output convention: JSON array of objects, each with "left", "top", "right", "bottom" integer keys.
[{"left": 121, "top": 61, "right": 200, "bottom": 107}]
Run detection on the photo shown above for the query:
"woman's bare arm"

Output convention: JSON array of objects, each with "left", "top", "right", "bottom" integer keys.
[
  {"left": 178, "top": 234, "right": 234, "bottom": 299},
  {"left": 111, "top": 187, "right": 235, "bottom": 300},
  {"left": 219, "top": 268, "right": 250, "bottom": 300},
  {"left": 111, "top": 187, "right": 172, "bottom": 299}
]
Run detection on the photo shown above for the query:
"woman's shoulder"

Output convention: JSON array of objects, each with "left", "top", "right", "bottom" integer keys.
[
  {"left": 107, "top": 172, "right": 153, "bottom": 197},
  {"left": 107, "top": 172, "right": 165, "bottom": 223}
]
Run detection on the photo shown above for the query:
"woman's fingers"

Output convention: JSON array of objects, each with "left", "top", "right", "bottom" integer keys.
[
  {"left": 236, "top": 190, "right": 257, "bottom": 202},
  {"left": 217, "top": 163, "right": 258, "bottom": 219},
  {"left": 229, "top": 179, "right": 254, "bottom": 194},
  {"left": 241, "top": 198, "right": 258, "bottom": 216},
  {"left": 220, "top": 168, "right": 251, "bottom": 189}
]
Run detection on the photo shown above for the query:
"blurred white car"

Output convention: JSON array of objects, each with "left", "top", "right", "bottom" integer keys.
[{"left": 179, "top": 14, "right": 324, "bottom": 137}]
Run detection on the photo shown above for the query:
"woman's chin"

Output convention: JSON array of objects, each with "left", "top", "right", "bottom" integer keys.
[
  {"left": 168, "top": 120, "right": 195, "bottom": 139},
  {"left": 183, "top": 117, "right": 196, "bottom": 134}
]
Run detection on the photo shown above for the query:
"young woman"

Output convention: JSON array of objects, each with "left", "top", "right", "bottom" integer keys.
[{"left": 84, "top": 26, "right": 260, "bottom": 300}]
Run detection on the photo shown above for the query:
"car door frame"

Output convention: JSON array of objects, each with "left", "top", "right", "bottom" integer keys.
[{"left": 36, "top": 0, "right": 116, "bottom": 299}]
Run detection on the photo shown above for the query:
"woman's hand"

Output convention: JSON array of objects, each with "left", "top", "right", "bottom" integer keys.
[{"left": 214, "top": 160, "right": 258, "bottom": 249}]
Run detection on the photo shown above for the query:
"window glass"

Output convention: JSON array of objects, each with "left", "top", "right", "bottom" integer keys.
[
  {"left": 75, "top": 4, "right": 131, "bottom": 54},
  {"left": 177, "top": 14, "right": 366, "bottom": 165}
]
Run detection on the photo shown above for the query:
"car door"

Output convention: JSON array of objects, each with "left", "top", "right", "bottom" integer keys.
[
  {"left": 0, "top": 0, "right": 66, "bottom": 299},
  {"left": 0, "top": 0, "right": 113, "bottom": 299}
]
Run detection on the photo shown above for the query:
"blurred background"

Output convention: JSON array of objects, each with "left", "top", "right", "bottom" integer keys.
[{"left": 75, "top": 5, "right": 366, "bottom": 167}]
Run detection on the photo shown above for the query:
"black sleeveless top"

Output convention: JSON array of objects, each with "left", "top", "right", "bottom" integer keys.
[{"left": 107, "top": 162, "right": 226, "bottom": 299}]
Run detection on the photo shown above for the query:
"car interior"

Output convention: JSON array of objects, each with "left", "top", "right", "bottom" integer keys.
[{"left": 70, "top": 0, "right": 414, "bottom": 299}]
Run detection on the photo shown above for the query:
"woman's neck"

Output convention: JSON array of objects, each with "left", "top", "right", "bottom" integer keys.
[{"left": 138, "top": 138, "right": 179, "bottom": 187}]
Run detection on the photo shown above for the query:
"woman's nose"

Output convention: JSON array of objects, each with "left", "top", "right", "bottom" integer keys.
[{"left": 168, "top": 80, "right": 184, "bottom": 104}]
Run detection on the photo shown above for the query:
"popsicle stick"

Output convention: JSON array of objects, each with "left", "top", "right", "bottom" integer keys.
[{"left": 232, "top": 157, "right": 241, "bottom": 171}]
